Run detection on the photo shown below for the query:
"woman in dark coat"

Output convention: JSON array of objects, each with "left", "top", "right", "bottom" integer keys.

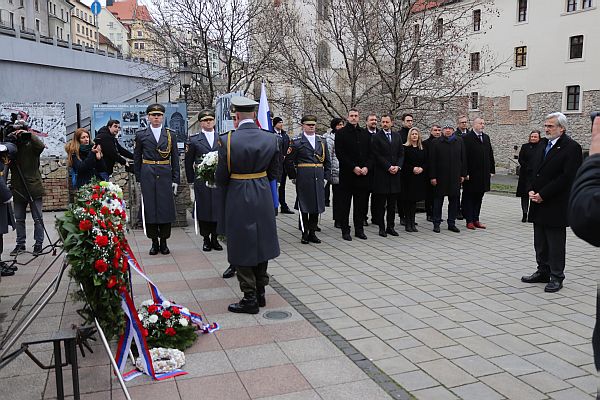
[
  {"left": 401, "top": 128, "right": 427, "bottom": 232},
  {"left": 516, "top": 130, "right": 541, "bottom": 222},
  {"left": 65, "top": 128, "right": 107, "bottom": 189}
]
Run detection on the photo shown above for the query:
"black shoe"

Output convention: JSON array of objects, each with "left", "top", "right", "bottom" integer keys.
[
  {"left": 308, "top": 231, "right": 321, "bottom": 244},
  {"left": 159, "top": 239, "right": 170, "bottom": 255},
  {"left": 334, "top": 221, "right": 342, "bottom": 229},
  {"left": 433, "top": 225, "right": 440, "bottom": 233},
  {"left": 211, "top": 235, "right": 223, "bottom": 251},
  {"left": 400, "top": 218, "right": 406, "bottom": 226},
  {"left": 10, "top": 245, "right": 25, "bottom": 257},
  {"left": 301, "top": 232, "right": 310, "bottom": 244},
  {"left": 281, "top": 208, "right": 295, "bottom": 215},
  {"left": 33, "top": 243, "right": 43, "bottom": 255},
  {"left": 521, "top": 271, "right": 550, "bottom": 283},
  {"left": 149, "top": 240, "right": 159, "bottom": 255},
  {"left": 342, "top": 232, "right": 352, "bottom": 241},
  {"left": 448, "top": 225, "right": 460, "bottom": 233},
  {"left": 314, "top": 226, "right": 321, "bottom": 232},
  {"left": 222, "top": 265, "right": 236, "bottom": 279},
  {"left": 456, "top": 212, "right": 464, "bottom": 220},
  {"left": 426, "top": 215, "right": 433, "bottom": 222},
  {"left": 363, "top": 220, "right": 369, "bottom": 227},
  {"left": 405, "top": 224, "right": 414, "bottom": 232},
  {"left": 228, "top": 294, "right": 259, "bottom": 314},
  {"left": 378, "top": 228, "right": 387, "bottom": 237},
  {"left": 203, "top": 237, "right": 212, "bottom": 252},
  {"left": 386, "top": 228, "right": 399, "bottom": 236},
  {"left": 521, "top": 213, "right": 528, "bottom": 223},
  {"left": 325, "top": 201, "right": 330, "bottom": 207},
  {"left": 355, "top": 232, "right": 367, "bottom": 240},
  {"left": 411, "top": 224, "right": 419, "bottom": 232},
  {"left": 274, "top": 209, "right": 278, "bottom": 216},
  {"left": 544, "top": 278, "right": 563, "bottom": 293},
  {"left": 1, "top": 266, "right": 15, "bottom": 276},
  {"left": 257, "top": 287, "right": 266, "bottom": 307}
]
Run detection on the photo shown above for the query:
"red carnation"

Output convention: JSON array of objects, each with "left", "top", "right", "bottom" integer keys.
[
  {"left": 85, "top": 201, "right": 91, "bottom": 205},
  {"left": 101, "top": 206, "right": 110, "bottom": 215},
  {"left": 112, "top": 236, "right": 119, "bottom": 244},
  {"left": 164, "top": 327, "right": 176, "bottom": 336},
  {"left": 148, "top": 305, "right": 158, "bottom": 314},
  {"left": 94, "top": 259, "right": 108, "bottom": 274},
  {"left": 94, "top": 185, "right": 101, "bottom": 190},
  {"left": 99, "top": 221, "right": 106, "bottom": 229},
  {"left": 89, "top": 208, "right": 97, "bottom": 216},
  {"left": 95, "top": 235, "right": 109, "bottom": 247},
  {"left": 106, "top": 275, "right": 117, "bottom": 288},
  {"left": 91, "top": 193, "right": 99, "bottom": 201},
  {"left": 162, "top": 310, "right": 172, "bottom": 319},
  {"left": 143, "top": 328, "right": 149, "bottom": 337},
  {"left": 117, "top": 224, "right": 123, "bottom": 231},
  {"left": 114, "top": 209, "right": 121, "bottom": 217},
  {"left": 172, "top": 307, "right": 180, "bottom": 315},
  {"left": 121, "top": 211, "right": 127, "bottom": 219},
  {"left": 79, "top": 220, "right": 93, "bottom": 231}
]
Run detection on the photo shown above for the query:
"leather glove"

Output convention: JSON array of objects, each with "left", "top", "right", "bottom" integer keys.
[{"left": 172, "top": 183, "right": 178, "bottom": 195}]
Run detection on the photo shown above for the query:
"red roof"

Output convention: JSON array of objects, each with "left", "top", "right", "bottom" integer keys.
[
  {"left": 98, "top": 32, "right": 117, "bottom": 48},
  {"left": 411, "top": 0, "right": 447, "bottom": 12},
  {"left": 107, "top": 0, "right": 152, "bottom": 22}
]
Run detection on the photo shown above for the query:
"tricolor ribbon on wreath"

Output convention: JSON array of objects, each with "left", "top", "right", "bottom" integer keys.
[{"left": 114, "top": 242, "right": 219, "bottom": 381}]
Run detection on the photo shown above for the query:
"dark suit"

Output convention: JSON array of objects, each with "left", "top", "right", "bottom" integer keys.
[
  {"left": 371, "top": 130, "right": 403, "bottom": 229},
  {"left": 95, "top": 126, "right": 134, "bottom": 176},
  {"left": 529, "top": 134, "right": 582, "bottom": 281},
  {"left": 275, "top": 129, "right": 291, "bottom": 210},
  {"left": 517, "top": 142, "right": 541, "bottom": 214},
  {"left": 462, "top": 130, "right": 495, "bottom": 224}
]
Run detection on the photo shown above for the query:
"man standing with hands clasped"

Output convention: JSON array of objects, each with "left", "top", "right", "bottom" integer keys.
[{"left": 134, "top": 103, "right": 180, "bottom": 256}]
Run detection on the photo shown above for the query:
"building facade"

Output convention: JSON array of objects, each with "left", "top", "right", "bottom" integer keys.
[
  {"left": 107, "top": 0, "right": 158, "bottom": 64},
  {"left": 0, "top": 0, "right": 49, "bottom": 35},
  {"left": 97, "top": 5, "right": 129, "bottom": 55},
  {"left": 70, "top": 0, "right": 97, "bottom": 48},
  {"left": 47, "top": 0, "right": 73, "bottom": 41}
]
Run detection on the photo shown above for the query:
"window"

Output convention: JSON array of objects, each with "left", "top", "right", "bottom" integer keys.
[
  {"left": 470, "top": 92, "right": 479, "bottom": 109},
  {"left": 412, "top": 61, "right": 420, "bottom": 78},
  {"left": 86, "top": 27, "right": 89, "bottom": 36},
  {"left": 515, "top": 46, "right": 527, "bottom": 67},
  {"left": 473, "top": 9, "right": 481, "bottom": 31},
  {"left": 77, "top": 24, "right": 80, "bottom": 33},
  {"left": 435, "top": 59, "right": 443, "bottom": 76},
  {"left": 582, "top": 0, "right": 592, "bottom": 8},
  {"left": 413, "top": 96, "right": 418, "bottom": 108},
  {"left": 567, "top": 0, "right": 577, "bottom": 11},
  {"left": 35, "top": 19, "right": 40, "bottom": 31},
  {"left": 436, "top": 18, "right": 443, "bottom": 39},
  {"left": 20, "top": 0, "right": 23, "bottom": 6},
  {"left": 317, "top": 0, "right": 329, "bottom": 20},
  {"left": 61, "top": 9, "right": 64, "bottom": 20},
  {"left": 77, "top": 39, "right": 80, "bottom": 44},
  {"left": 137, "top": 30, "right": 142, "bottom": 37},
  {"left": 8, "top": 12, "right": 14, "bottom": 28},
  {"left": 317, "top": 41, "right": 330, "bottom": 68},
  {"left": 413, "top": 24, "right": 420, "bottom": 40},
  {"left": 108, "top": 22, "right": 114, "bottom": 28},
  {"left": 470, "top": 52, "right": 480, "bottom": 71},
  {"left": 134, "top": 42, "right": 139, "bottom": 49},
  {"left": 570, "top": 35, "right": 583, "bottom": 59},
  {"left": 566, "top": 85, "right": 580, "bottom": 110},
  {"left": 139, "top": 42, "right": 144, "bottom": 49},
  {"left": 35, "top": 0, "right": 39, "bottom": 12},
  {"left": 20, "top": 16, "right": 25, "bottom": 31},
  {"left": 518, "top": 0, "right": 527, "bottom": 21},
  {"left": 53, "top": 4, "right": 56, "bottom": 15}
]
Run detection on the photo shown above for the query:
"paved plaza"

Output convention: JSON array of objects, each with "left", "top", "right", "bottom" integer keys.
[{"left": 0, "top": 191, "right": 598, "bottom": 399}]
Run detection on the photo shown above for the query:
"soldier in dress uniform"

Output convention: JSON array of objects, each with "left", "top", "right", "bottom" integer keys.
[
  {"left": 184, "top": 109, "right": 223, "bottom": 252},
  {"left": 134, "top": 103, "right": 180, "bottom": 255},
  {"left": 285, "top": 115, "right": 331, "bottom": 244},
  {"left": 215, "top": 96, "right": 281, "bottom": 314}
]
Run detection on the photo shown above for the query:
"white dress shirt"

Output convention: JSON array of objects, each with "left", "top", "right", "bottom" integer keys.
[
  {"left": 150, "top": 125, "right": 162, "bottom": 143},
  {"left": 203, "top": 129, "right": 215, "bottom": 148},
  {"left": 304, "top": 133, "right": 316, "bottom": 149}
]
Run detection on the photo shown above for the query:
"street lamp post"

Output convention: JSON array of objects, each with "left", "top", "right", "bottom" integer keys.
[{"left": 179, "top": 61, "right": 192, "bottom": 105}]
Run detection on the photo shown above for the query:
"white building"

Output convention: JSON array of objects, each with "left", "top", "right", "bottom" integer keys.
[
  {"left": 98, "top": 5, "right": 129, "bottom": 55},
  {"left": 47, "top": 0, "right": 73, "bottom": 41},
  {"left": 0, "top": 0, "right": 49, "bottom": 35}
]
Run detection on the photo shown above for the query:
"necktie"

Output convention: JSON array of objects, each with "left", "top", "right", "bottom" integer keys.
[
  {"left": 478, "top": 134, "right": 483, "bottom": 143},
  {"left": 544, "top": 141, "right": 553, "bottom": 157},
  {"left": 386, "top": 132, "right": 392, "bottom": 142}
]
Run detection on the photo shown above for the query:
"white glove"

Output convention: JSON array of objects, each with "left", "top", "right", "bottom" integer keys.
[{"left": 172, "top": 183, "right": 178, "bottom": 195}]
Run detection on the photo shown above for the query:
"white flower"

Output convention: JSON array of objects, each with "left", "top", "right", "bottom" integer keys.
[
  {"left": 138, "top": 313, "right": 144, "bottom": 321},
  {"left": 148, "top": 314, "right": 158, "bottom": 324},
  {"left": 162, "top": 300, "right": 171, "bottom": 308},
  {"left": 179, "top": 318, "right": 188, "bottom": 327},
  {"left": 141, "top": 299, "right": 154, "bottom": 307}
]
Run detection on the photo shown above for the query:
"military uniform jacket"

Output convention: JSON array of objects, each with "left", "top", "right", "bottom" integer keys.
[
  {"left": 134, "top": 126, "right": 180, "bottom": 224},
  {"left": 215, "top": 122, "right": 281, "bottom": 266},
  {"left": 371, "top": 130, "right": 404, "bottom": 194},
  {"left": 285, "top": 134, "right": 331, "bottom": 214},
  {"left": 184, "top": 132, "right": 222, "bottom": 223}
]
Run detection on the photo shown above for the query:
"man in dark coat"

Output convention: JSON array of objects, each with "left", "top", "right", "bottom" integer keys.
[
  {"left": 94, "top": 119, "right": 134, "bottom": 176},
  {"left": 216, "top": 96, "right": 281, "bottom": 314},
  {"left": 0, "top": 143, "right": 15, "bottom": 276},
  {"left": 184, "top": 109, "right": 223, "bottom": 252},
  {"left": 422, "top": 125, "right": 442, "bottom": 221},
  {"left": 273, "top": 117, "right": 294, "bottom": 214},
  {"left": 521, "top": 112, "right": 582, "bottom": 293},
  {"left": 285, "top": 115, "right": 331, "bottom": 244},
  {"left": 134, "top": 103, "right": 180, "bottom": 256},
  {"left": 371, "top": 114, "right": 403, "bottom": 237},
  {"left": 428, "top": 123, "right": 467, "bottom": 233},
  {"left": 454, "top": 115, "right": 469, "bottom": 137},
  {"left": 462, "top": 117, "right": 495, "bottom": 230},
  {"left": 335, "top": 108, "right": 372, "bottom": 241},
  {"left": 516, "top": 130, "right": 541, "bottom": 222},
  {"left": 399, "top": 113, "right": 413, "bottom": 143},
  {"left": 364, "top": 113, "right": 378, "bottom": 226}
]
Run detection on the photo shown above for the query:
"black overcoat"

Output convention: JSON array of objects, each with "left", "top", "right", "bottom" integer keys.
[
  {"left": 0, "top": 166, "right": 14, "bottom": 235},
  {"left": 215, "top": 122, "right": 281, "bottom": 266},
  {"left": 371, "top": 130, "right": 403, "bottom": 194},
  {"left": 335, "top": 124, "right": 372, "bottom": 191},
  {"left": 516, "top": 142, "right": 540, "bottom": 197},
  {"left": 285, "top": 134, "right": 331, "bottom": 214},
  {"left": 463, "top": 131, "right": 495, "bottom": 193},
  {"left": 528, "top": 134, "right": 582, "bottom": 228},
  {"left": 134, "top": 126, "right": 180, "bottom": 224},
  {"left": 95, "top": 126, "right": 134, "bottom": 175},
  {"left": 428, "top": 135, "right": 467, "bottom": 197},
  {"left": 401, "top": 145, "right": 427, "bottom": 201},
  {"left": 72, "top": 149, "right": 107, "bottom": 189},
  {"left": 184, "top": 132, "right": 223, "bottom": 223},
  {"left": 569, "top": 154, "right": 600, "bottom": 246}
]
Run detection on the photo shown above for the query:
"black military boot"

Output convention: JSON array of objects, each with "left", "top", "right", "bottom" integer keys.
[
  {"left": 301, "top": 231, "right": 310, "bottom": 244},
  {"left": 211, "top": 234, "right": 223, "bottom": 251},
  {"left": 159, "top": 238, "right": 170, "bottom": 255},
  {"left": 307, "top": 231, "right": 321, "bottom": 244},
  {"left": 257, "top": 286, "right": 266, "bottom": 307},
  {"left": 222, "top": 265, "right": 236, "bottom": 278},
  {"left": 149, "top": 239, "right": 159, "bottom": 255},
  {"left": 228, "top": 293, "right": 259, "bottom": 314},
  {"left": 202, "top": 236, "right": 212, "bottom": 252},
  {"left": 521, "top": 213, "right": 528, "bottom": 223}
]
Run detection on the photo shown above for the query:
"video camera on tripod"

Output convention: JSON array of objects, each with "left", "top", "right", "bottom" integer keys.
[{"left": 0, "top": 115, "right": 32, "bottom": 149}]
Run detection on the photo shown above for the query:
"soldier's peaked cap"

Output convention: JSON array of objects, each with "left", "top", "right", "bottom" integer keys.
[
  {"left": 301, "top": 115, "right": 318, "bottom": 124},
  {"left": 147, "top": 103, "right": 165, "bottom": 115},
  {"left": 198, "top": 109, "right": 216, "bottom": 121},
  {"left": 230, "top": 96, "right": 258, "bottom": 112}
]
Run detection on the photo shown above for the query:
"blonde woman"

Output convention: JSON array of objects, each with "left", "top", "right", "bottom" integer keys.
[{"left": 400, "top": 127, "right": 427, "bottom": 232}]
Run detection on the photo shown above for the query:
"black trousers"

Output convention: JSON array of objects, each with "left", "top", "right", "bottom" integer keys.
[
  {"left": 278, "top": 169, "right": 289, "bottom": 209},
  {"left": 520, "top": 196, "right": 529, "bottom": 214},
  {"left": 236, "top": 261, "right": 269, "bottom": 294},
  {"left": 462, "top": 191, "right": 485, "bottom": 224},
  {"left": 425, "top": 185, "right": 434, "bottom": 217},
  {"left": 337, "top": 186, "right": 368, "bottom": 234},
  {"left": 533, "top": 224, "right": 566, "bottom": 280},
  {"left": 146, "top": 223, "right": 171, "bottom": 240},
  {"left": 593, "top": 288, "right": 600, "bottom": 371},
  {"left": 324, "top": 182, "right": 331, "bottom": 205},
  {"left": 403, "top": 201, "right": 417, "bottom": 224},
  {"left": 331, "top": 184, "right": 341, "bottom": 222},
  {"left": 301, "top": 213, "right": 319, "bottom": 231},
  {"left": 372, "top": 193, "right": 397, "bottom": 229},
  {"left": 433, "top": 196, "right": 459, "bottom": 227},
  {"left": 199, "top": 220, "right": 217, "bottom": 238}
]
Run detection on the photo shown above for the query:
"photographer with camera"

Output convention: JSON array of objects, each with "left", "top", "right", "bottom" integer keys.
[
  {"left": 94, "top": 119, "right": 133, "bottom": 178},
  {"left": 4, "top": 120, "right": 46, "bottom": 256},
  {"left": 65, "top": 128, "right": 107, "bottom": 189},
  {"left": 0, "top": 143, "right": 16, "bottom": 276}
]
